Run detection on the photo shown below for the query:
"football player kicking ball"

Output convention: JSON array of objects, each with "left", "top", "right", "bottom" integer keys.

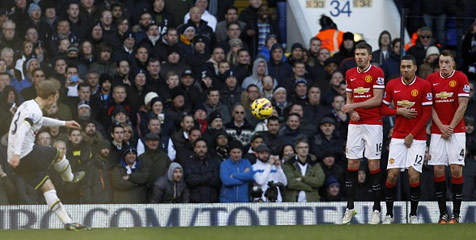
[
  {"left": 427, "top": 50, "right": 470, "bottom": 224},
  {"left": 380, "top": 55, "right": 432, "bottom": 224},
  {"left": 341, "top": 42, "right": 385, "bottom": 224},
  {"left": 8, "top": 79, "right": 90, "bottom": 231}
]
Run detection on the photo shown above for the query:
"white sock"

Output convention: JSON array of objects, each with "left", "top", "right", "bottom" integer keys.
[
  {"left": 43, "top": 190, "right": 72, "bottom": 224},
  {"left": 54, "top": 155, "right": 73, "bottom": 182}
]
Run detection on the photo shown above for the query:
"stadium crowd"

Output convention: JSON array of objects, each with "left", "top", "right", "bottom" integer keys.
[{"left": 0, "top": 0, "right": 475, "bottom": 205}]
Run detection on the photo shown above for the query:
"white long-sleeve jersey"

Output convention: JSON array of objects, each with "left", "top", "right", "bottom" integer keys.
[
  {"left": 252, "top": 160, "right": 288, "bottom": 202},
  {"left": 7, "top": 100, "right": 65, "bottom": 161}
]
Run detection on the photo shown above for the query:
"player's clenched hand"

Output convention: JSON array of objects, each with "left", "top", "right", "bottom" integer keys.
[
  {"left": 350, "top": 111, "right": 360, "bottom": 122},
  {"left": 440, "top": 125, "right": 453, "bottom": 139},
  {"left": 404, "top": 134, "right": 414, "bottom": 148},
  {"left": 9, "top": 154, "right": 20, "bottom": 168},
  {"left": 397, "top": 108, "right": 417, "bottom": 119},
  {"left": 65, "top": 120, "right": 81, "bottom": 129},
  {"left": 342, "top": 104, "right": 354, "bottom": 113}
]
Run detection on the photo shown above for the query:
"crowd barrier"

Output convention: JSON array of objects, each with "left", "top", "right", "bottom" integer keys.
[{"left": 0, "top": 202, "right": 475, "bottom": 229}]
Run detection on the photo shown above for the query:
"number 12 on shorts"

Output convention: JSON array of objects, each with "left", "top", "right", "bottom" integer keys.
[{"left": 414, "top": 155, "right": 423, "bottom": 166}]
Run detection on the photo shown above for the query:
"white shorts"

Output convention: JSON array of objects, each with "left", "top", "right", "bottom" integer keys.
[
  {"left": 346, "top": 124, "right": 383, "bottom": 160},
  {"left": 428, "top": 133, "right": 465, "bottom": 166},
  {"left": 387, "top": 138, "right": 427, "bottom": 173}
]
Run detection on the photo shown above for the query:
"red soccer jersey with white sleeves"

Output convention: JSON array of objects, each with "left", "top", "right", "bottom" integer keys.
[
  {"left": 427, "top": 70, "right": 470, "bottom": 134},
  {"left": 383, "top": 76, "right": 433, "bottom": 140},
  {"left": 345, "top": 65, "right": 385, "bottom": 125}
]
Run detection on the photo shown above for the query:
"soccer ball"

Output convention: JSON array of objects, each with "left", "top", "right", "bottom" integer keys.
[{"left": 251, "top": 98, "right": 273, "bottom": 120}]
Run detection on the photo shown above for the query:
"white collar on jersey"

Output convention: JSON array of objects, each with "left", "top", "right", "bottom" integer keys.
[
  {"left": 357, "top": 64, "right": 372, "bottom": 73},
  {"left": 439, "top": 70, "right": 455, "bottom": 79},
  {"left": 401, "top": 76, "right": 416, "bottom": 86}
]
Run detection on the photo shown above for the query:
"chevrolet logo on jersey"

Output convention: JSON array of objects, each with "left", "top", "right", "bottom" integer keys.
[
  {"left": 354, "top": 87, "right": 370, "bottom": 94},
  {"left": 435, "top": 91, "right": 454, "bottom": 99},
  {"left": 397, "top": 100, "right": 415, "bottom": 108}
]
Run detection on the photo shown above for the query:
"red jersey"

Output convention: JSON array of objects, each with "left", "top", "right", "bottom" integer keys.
[
  {"left": 427, "top": 70, "right": 470, "bottom": 134},
  {"left": 383, "top": 76, "right": 433, "bottom": 140},
  {"left": 346, "top": 65, "right": 385, "bottom": 125}
]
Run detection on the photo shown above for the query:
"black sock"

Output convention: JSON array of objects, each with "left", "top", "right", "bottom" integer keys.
[
  {"left": 345, "top": 168, "right": 359, "bottom": 209},
  {"left": 385, "top": 181, "right": 396, "bottom": 217},
  {"left": 410, "top": 182, "right": 420, "bottom": 216},
  {"left": 451, "top": 176, "right": 463, "bottom": 216},
  {"left": 370, "top": 169, "right": 382, "bottom": 211},
  {"left": 434, "top": 176, "right": 448, "bottom": 216}
]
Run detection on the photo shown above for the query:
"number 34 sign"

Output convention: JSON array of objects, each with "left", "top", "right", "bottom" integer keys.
[{"left": 306, "top": 0, "right": 372, "bottom": 17}]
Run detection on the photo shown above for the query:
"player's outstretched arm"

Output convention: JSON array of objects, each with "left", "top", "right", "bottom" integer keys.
[{"left": 65, "top": 120, "right": 81, "bottom": 129}]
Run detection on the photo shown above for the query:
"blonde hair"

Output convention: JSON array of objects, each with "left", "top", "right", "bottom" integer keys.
[{"left": 36, "top": 78, "right": 60, "bottom": 99}]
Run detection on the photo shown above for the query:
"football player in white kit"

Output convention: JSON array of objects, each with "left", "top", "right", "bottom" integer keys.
[{"left": 7, "top": 79, "right": 90, "bottom": 231}]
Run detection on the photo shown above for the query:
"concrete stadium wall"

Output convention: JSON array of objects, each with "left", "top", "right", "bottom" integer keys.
[{"left": 1, "top": 202, "right": 475, "bottom": 229}]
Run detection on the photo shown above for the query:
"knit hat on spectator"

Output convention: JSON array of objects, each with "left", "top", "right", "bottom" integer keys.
[
  {"left": 167, "top": 46, "right": 181, "bottom": 56},
  {"left": 144, "top": 92, "right": 159, "bottom": 106},
  {"left": 265, "top": 34, "right": 278, "bottom": 44},
  {"left": 182, "top": 69, "right": 194, "bottom": 78},
  {"left": 294, "top": 78, "right": 308, "bottom": 88},
  {"left": 255, "top": 143, "right": 271, "bottom": 153},
  {"left": 149, "top": 96, "right": 164, "bottom": 107},
  {"left": 99, "top": 73, "right": 113, "bottom": 85},
  {"left": 193, "top": 35, "right": 206, "bottom": 45},
  {"left": 170, "top": 87, "right": 185, "bottom": 99},
  {"left": 183, "top": 26, "right": 195, "bottom": 34},
  {"left": 67, "top": 45, "right": 79, "bottom": 54},
  {"left": 291, "top": 43, "right": 304, "bottom": 52},
  {"left": 320, "top": 116, "right": 336, "bottom": 126},
  {"left": 201, "top": 69, "right": 213, "bottom": 79},
  {"left": 194, "top": 104, "right": 207, "bottom": 113},
  {"left": 132, "top": 68, "right": 146, "bottom": 79},
  {"left": 208, "top": 111, "right": 222, "bottom": 123},
  {"left": 273, "top": 87, "right": 286, "bottom": 95},
  {"left": 228, "top": 140, "right": 243, "bottom": 152},
  {"left": 325, "top": 175, "right": 340, "bottom": 187},
  {"left": 343, "top": 32, "right": 354, "bottom": 41},
  {"left": 250, "top": 133, "right": 264, "bottom": 143},
  {"left": 223, "top": 70, "right": 235, "bottom": 79},
  {"left": 321, "top": 149, "right": 335, "bottom": 159},
  {"left": 426, "top": 46, "right": 440, "bottom": 58},
  {"left": 122, "top": 31, "right": 136, "bottom": 42},
  {"left": 28, "top": 3, "right": 41, "bottom": 17},
  {"left": 112, "top": 105, "right": 128, "bottom": 116},
  {"left": 324, "top": 57, "right": 339, "bottom": 66},
  {"left": 77, "top": 101, "right": 91, "bottom": 110},
  {"left": 24, "top": 58, "right": 38, "bottom": 70},
  {"left": 122, "top": 146, "right": 137, "bottom": 156},
  {"left": 145, "top": 132, "right": 160, "bottom": 140}
]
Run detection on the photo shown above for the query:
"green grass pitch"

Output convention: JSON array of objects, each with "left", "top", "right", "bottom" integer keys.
[{"left": 1, "top": 224, "right": 475, "bottom": 240}]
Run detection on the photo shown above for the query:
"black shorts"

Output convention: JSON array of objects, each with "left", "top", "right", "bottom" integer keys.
[{"left": 13, "top": 145, "right": 58, "bottom": 190}]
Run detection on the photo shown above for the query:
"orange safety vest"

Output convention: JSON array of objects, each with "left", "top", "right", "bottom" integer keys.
[{"left": 317, "top": 29, "right": 344, "bottom": 55}]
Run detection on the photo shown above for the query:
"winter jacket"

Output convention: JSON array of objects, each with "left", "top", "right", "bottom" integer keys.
[
  {"left": 184, "top": 155, "right": 221, "bottom": 203},
  {"left": 219, "top": 158, "right": 255, "bottom": 202},
  {"left": 283, "top": 159, "right": 325, "bottom": 202},
  {"left": 82, "top": 157, "right": 112, "bottom": 204},
  {"left": 252, "top": 160, "right": 288, "bottom": 202},
  {"left": 150, "top": 162, "right": 189, "bottom": 203},
  {"left": 110, "top": 159, "right": 149, "bottom": 203}
]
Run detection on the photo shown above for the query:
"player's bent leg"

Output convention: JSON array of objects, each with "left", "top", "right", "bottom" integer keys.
[
  {"left": 384, "top": 169, "right": 399, "bottom": 224},
  {"left": 449, "top": 164, "right": 463, "bottom": 224},
  {"left": 408, "top": 167, "right": 421, "bottom": 224},
  {"left": 54, "top": 153, "right": 84, "bottom": 183},
  {"left": 433, "top": 165, "right": 449, "bottom": 223}
]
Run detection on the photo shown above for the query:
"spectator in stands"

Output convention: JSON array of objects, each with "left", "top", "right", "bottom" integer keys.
[
  {"left": 66, "top": 1, "right": 89, "bottom": 41},
  {"left": 220, "top": 70, "right": 243, "bottom": 111},
  {"left": 160, "top": 47, "right": 189, "bottom": 79},
  {"left": 253, "top": 143, "right": 287, "bottom": 202},
  {"left": 171, "top": 115, "right": 195, "bottom": 152},
  {"left": 418, "top": 46, "right": 440, "bottom": 79},
  {"left": 0, "top": 20, "right": 21, "bottom": 54},
  {"left": 109, "top": 124, "right": 126, "bottom": 167},
  {"left": 112, "top": 31, "right": 135, "bottom": 63},
  {"left": 126, "top": 69, "right": 149, "bottom": 119},
  {"left": 462, "top": 22, "right": 476, "bottom": 80},
  {"left": 179, "top": 6, "right": 216, "bottom": 48},
  {"left": 146, "top": 58, "right": 163, "bottom": 92},
  {"left": 206, "top": 46, "right": 226, "bottom": 77},
  {"left": 320, "top": 150, "right": 344, "bottom": 182},
  {"left": 255, "top": 5, "right": 279, "bottom": 54},
  {"left": 381, "top": 38, "right": 401, "bottom": 80},
  {"left": 137, "top": 117, "right": 173, "bottom": 160},
  {"left": 242, "top": 57, "right": 276, "bottom": 91},
  {"left": 184, "top": 0, "right": 217, "bottom": 31},
  {"left": 333, "top": 32, "right": 354, "bottom": 66},
  {"left": 371, "top": 31, "right": 392, "bottom": 66},
  {"left": 151, "top": 0, "right": 175, "bottom": 36},
  {"left": 11, "top": 57, "right": 38, "bottom": 93},
  {"left": 466, "top": 81, "right": 476, "bottom": 120},
  {"left": 316, "top": 15, "right": 343, "bottom": 55},
  {"left": 257, "top": 116, "right": 284, "bottom": 151},
  {"left": 321, "top": 175, "right": 342, "bottom": 201},
  {"left": 422, "top": 0, "right": 446, "bottom": 47},
  {"left": 208, "top": 129, "right": 230, "bottom": 162},
  {"left": 288, "top": 78, "right": 309, "bottom": 106},
  {"left": 186, "top": 35, "right": 212, "bottom": 76},
  {"left": 283, "top": 138, "right": 325, "bottom": 202},
  {"left": 279, "top": 113, "right": 303, "bottom": 145},
  {"left": 225, "top": 104, "right": 254, "bottom": 145},
  {"left": 140, "top": 132, "right": 171, "bottom": 200},
  {"left": 233, "top": 49, "right": 253, "bottom": 83},
  {"left": 184, "top": 138, "right": 221, "bottom": 203},
  {"left": 204, "top": 88, "right": 232, "bottom": 124},
  {"left": 216, "top": 7, "right": 246, "bottom": 42},
  {"left": 151, "top": 162, "right": 189, "bottom": 203},
  {"left": 175, "top": 127, "right": 203, "bottom": 165},
  {"left": 268, "top": 43, "right": 292, "bottom": 85},
  {"left": 165, "top": 0, "right": 193, "bottom": 28},
  {"left": 90, "top": 42, "right": 116, "bottom": 77},
  {"left": 217, "top": 22, "right": 244, "bottom": 55},
  {"left": 48, "top": 19, "right": 78, "bottom": 57},
  {"left": 322, "top": 71, "right": 344, "bottom": 106},
  {"left": 157, "top": 28, "right": 180, "bottom": 62},
  {"left": 309, "top": 37, "right": 322, "bottom": 62},
  {"left": 322, "top": 57, "right": 339, "bottom": 84},
  {"left": 82, "top": 139, "right": 112, "bottom": 204},
  {"left": 282, "top": 61, "right": 309, "bottom": 93},
  {"left": 239, "top": 0, "right": 262, "bottom": 56},
  {"left": 219, "top": 140, "right": 255, "bottom": 202},
  {"left": 407, "top": 26, "right": 439, "bottom": 67},
  {"left": 111, "top": 147, "right": 149, "bottom": 203},
  {"left": 310, "top": 117, "right": 344, "bottom": 161},
  {"left": 21, "top": 68, "right": 45, "bottom": 101},
  {"left": 287, "top": 103, "right": 316, "bottom": 139},
  {"left": 104, "top": 85, "right": 130, "bottom": 127},
  {"left": 287, "top": 43, "right": 305, "bottom": 67},
  {"left": 271, "top": 87, "right": 288, "bottom": 119}
]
